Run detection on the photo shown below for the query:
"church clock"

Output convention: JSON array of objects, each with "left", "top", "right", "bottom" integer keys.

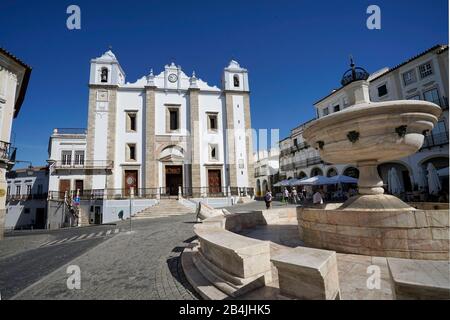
[{"left": 168, "top": 73, "right": 178, "bottom": 83}]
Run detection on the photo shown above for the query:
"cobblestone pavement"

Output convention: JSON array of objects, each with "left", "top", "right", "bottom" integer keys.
[{"left": 11, "top": 214, "right": 200, "bottom": 300}]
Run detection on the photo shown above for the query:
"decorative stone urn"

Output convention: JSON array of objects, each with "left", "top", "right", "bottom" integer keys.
[{"left": 303, "top": 78, "right": 442, "bottom": 209}]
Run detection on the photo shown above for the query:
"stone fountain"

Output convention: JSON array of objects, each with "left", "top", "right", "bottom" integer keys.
[{"left": 298, "top": 61, "right": 448, "bottom": 260}]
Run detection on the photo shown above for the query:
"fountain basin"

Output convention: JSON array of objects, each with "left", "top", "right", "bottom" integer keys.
[
  {"left": 304, "top": 99, "right": 442, "bottom": 196},
  {"left": 298, "top": 205, "right": 449, "bottom": 260},
  {"left": 303, "top": 100, "right": 441, "bottom": 164}
]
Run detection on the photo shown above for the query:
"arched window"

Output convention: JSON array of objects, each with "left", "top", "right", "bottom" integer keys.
[
  {"left": 233, "top": 74, "right": 240, "bottom": 87},
  {"left": 101, "top": 68, "right": 109, "bottom": 83}
]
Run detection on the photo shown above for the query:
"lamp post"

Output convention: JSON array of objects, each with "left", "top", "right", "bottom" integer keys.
[{"left": 129, "top": 187, "right": 134, "bottom": 233}]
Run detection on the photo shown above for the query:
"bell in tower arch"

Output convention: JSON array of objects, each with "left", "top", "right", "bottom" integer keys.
[
  {"left": 233, "top": 74, "right": 240, "bottom": 87},
  {"left": 101, "top": 68, "right": 109, "bottom": 83}
]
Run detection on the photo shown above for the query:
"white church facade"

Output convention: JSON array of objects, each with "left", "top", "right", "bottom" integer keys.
[{"left": 48, "top": 50, "right": 255, "bottom": 198}]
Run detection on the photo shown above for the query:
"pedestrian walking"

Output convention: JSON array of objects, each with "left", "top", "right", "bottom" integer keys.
[
  {"left": 283, "top": 188, "right": 289, "bottom": 205},
  {"left": 292, "top": 187, "right": 298, "bottom": 204},
  {"left": 264, "top": 191, "right": 273, "bottom": 209}
]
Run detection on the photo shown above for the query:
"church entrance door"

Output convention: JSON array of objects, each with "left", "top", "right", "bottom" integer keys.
[{"left": 165, "top": 165, "right": 182, "bottom": 196}]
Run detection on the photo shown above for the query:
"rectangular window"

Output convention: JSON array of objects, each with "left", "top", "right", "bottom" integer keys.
[
  {"left": 419, "top": 62, "right": 433, "bottom": 79},
  {"left": 16, "top": 185, "right": 21, "bottom": 196},
  {"left": 323, "top": 107, "right": 329, "bottom": 116},
  {"left": 26, "top": 185, "right": 31, "bottom": 195},
  {"left": 7, "top": 186, "right": 10, "bottom": 197},
  {"left": 61, "top": 151, "right": 72, "bottom": 166},
  {"left": 127, "top": 144, "right": 136, "bottom": 161},
  {"left": 377, "top": 84, "right": 388, "bottom": 97},
  {"left": 126, "top": 112, "right": 137, "bottom": 132},
  {"left": 167, "top": 108, "right": 180, "bottom": 132},
  {"left": 333, "top": 105, "right": 340, "bottom": 112},
  {"left": 74, "top": 151, "right": 85, "bottom": 166},
  {"left": 423, "top": 88, "right": 440, "bottom": 105},
  {"left": 402, "top": 69, "right": 417, "bottom": 86},
  {"left": 293, "top": 138, "right": 298, "bottom": 147},
  {"left": 207, "top": 113, "right": 218, "bottom": 131},
  {"left": 238, "top": 159, "right": 245, "bottom": 169}
]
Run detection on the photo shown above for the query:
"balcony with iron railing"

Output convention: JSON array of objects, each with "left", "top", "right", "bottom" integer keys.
[
  {"left": 6, "top": 193, "right": 48, "bottom": 202},
  {"left": 47, "top": 187, "right": 255, "bottom": 201},
  {"left": 0, "top": 140, "right": 16, "bottom": 163},
  {"left": 53, "top": 160, "right": 114, "bottom": 170}
]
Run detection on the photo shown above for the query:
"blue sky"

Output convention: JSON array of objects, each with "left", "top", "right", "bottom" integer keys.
[{"left": 0, "top": 0, "right": 448, "bottom": 168}]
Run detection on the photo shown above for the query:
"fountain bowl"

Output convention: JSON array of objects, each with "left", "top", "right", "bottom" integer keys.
[{"left": 303, "top": 99, "right": 442, "bottom": 164}]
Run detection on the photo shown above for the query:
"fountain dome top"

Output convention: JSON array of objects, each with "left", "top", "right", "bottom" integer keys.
[{"left": 341, "top": 56, "right": 370, "bottom": 87}]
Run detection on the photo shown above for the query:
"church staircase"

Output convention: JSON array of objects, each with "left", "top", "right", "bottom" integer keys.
[{"left": 134, "top": 199, "right": 195, "bottom": 219}]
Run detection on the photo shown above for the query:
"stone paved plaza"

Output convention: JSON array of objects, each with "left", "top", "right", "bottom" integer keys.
[{"left": 3, "top": 214, "right": 200, "bottom": 300}]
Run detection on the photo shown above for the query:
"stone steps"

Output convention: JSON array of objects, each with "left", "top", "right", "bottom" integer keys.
[{"left": 134, "top": 199, "right": 195, "bottom": 219}]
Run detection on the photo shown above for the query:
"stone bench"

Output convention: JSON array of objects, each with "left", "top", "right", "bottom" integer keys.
[
  {"left": 193, "top": 224, "right": 272, "bottom": 297},
  {"left": 387, "top": 258, "right": 450, "bottom": 300},
  {"left": 271, "top": 246, "right": 340, "bottom": 300}
]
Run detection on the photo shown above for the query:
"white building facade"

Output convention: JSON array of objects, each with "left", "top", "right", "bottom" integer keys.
[
  {"left": 49, "top": 50, "right": 255, "bottom": 198},
  {"left": 279, "top": 44, "right": 449, "bottom": 196},
  {"left": 254, "top": 148, "right": 279, "bottom": 196},
  {"left": 0, "top": 48, "right": 31, "bottom": 238},
  {"left": 5, "top": 167, "right": 48, "bottom": 230}
]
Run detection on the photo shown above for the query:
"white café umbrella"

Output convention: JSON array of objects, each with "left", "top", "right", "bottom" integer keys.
[
  {"left": 387, "top": 168, "right": 392, "bottom": 193},
  {"left": 418, "top": 166, "right": 428, "bottom": 189},
  {"left": 287, "top": 178, "right": 301, "bottom": 186},
  {"left": 427, "top": 163, "right": 442, "bottom": 195},
  {"left": 290, "top": 177, "right": 309, "bottom": 186},
  {"left": 296, "top": 175, "right": 335, "bottom": 186},
  {"left": 328, "top": 174, "right": 358, "bottom": 184},
  {"left": 437, "top": 167, "right": 449, "bottom": 177},
  {"left": 389, "top": 168, "right": 403, "bottom": 195},
  {"left": 273, "top": 179, "right": 290, "bottom": 187}
]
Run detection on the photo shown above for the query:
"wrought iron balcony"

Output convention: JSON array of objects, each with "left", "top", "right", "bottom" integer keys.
[
  {"left": 0, "top": 140, "right": 16, "bottom": 163},
  {"left": 6, "top": 193, "right": 48, "bottom": 202},
  {"left": 53, "top": 160, "right": 113, "bottom": 170}
]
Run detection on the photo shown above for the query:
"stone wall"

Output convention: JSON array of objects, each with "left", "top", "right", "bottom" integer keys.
[{"left": 298, "top": 207, "right": 449, "bottom": 260}]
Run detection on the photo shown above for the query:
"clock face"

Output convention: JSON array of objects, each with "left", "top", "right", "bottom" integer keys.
[{"left": 168, "top": 73, "right": 178, "bottom": 83}]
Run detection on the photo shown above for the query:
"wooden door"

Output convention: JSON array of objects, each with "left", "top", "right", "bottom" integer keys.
[
  {"left": 35, "top": 208, "right": 46, "bottom": 229},
  {"left": 208, "top": 170, "right": 221, "bottom": 195},
  {"left": 59, "top": 180, "right": 70, "bottom": 199},
  {"left": 165, "top": 166, "right": 182, "bottom": 196},
  {"left": 124, "top": 170, "right": 138, "bottom": 196}
]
